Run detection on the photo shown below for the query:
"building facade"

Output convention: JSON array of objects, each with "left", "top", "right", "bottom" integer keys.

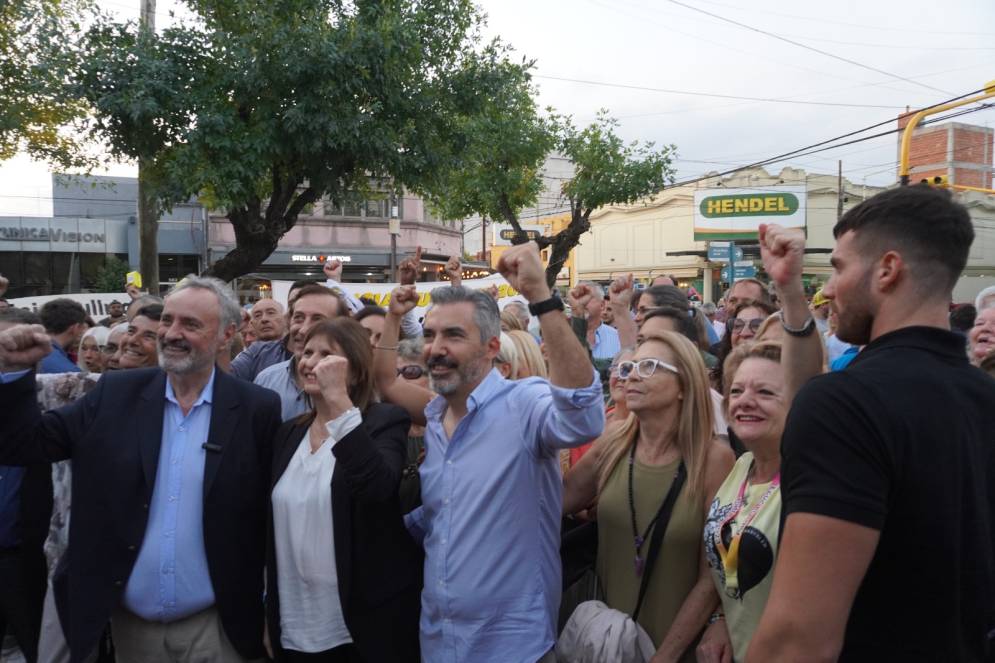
[{"left": 898, "top": 117, "right": 993, "bottom": 189}]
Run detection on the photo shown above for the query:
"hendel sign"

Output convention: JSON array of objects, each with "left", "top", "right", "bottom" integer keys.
[{"left": 693, "top": 186, "right": 806, "bottom": 240}]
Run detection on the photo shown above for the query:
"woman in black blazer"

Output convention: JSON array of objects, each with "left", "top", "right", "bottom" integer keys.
[{"left": 265, "top": 318, "right": 422, "bottom": 663}]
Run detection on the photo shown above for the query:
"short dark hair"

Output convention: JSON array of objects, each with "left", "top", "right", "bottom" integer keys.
[
  {"left": 833, "top": 185, "right": 974, "bottom": 295},
  {"left": 643, "top": 285, "right": 688, "bottom": 311},
  {"left": 0, "top": 308, "right": 41, "bottom": 326},
  {"left": 40, "top": 298, "right": 86, "bottom": 334},
  {"left": 642, "top": 306, "right": 696, "bottom": 344},
  {"left": 289, "top": 284, "right": 346, "bottom": 316},
  {"left": 290, "top": 279, "right": 320, "bottom": 292},
  {"left": 949, "top": 304, "right": 977, "bottom": 333},
  {"left": 353, "top": 305, "right": 386, "bottom": 323},
  {"left": 134, "top": 303, "right": 163, "bottom": 322}
]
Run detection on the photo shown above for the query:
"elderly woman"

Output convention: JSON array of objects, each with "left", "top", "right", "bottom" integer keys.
[
  {"left": 76, "top": 326, "right": 110, "bottom": 373},
  {"left": 968, "top": 305, "right": 995, "bottom": 367},
  {"left": 563, "top": 331, "right": 734, "bottom": 661},
  {"left": 700, "top": 342, "right": 786, "bottom": 662}
]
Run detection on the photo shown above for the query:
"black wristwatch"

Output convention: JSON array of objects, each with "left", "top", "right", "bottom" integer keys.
[{"left": 528, "top": 294, "right": 565, "bottom": 317}]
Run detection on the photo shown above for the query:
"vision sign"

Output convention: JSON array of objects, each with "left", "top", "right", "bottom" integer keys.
[{"left": 693, "top": 186, "right": 806, "bottom": 240}]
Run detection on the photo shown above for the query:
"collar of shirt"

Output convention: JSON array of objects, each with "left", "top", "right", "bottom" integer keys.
[
  {"left": 164, "top": 367, "right": 217, "bottom": 408},
  {"left": 854, "top": 326, "right": 968, "bottom": 366},
  {"left": 424, "top": 367, "right": 506, "bottom": 423}
]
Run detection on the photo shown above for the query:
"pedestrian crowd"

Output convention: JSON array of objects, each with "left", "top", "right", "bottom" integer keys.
[{"left": 0, "top": 184, "right": 992, "bottom": 663}]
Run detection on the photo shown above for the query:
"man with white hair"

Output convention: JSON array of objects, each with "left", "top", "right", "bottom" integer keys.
[
  {"left": 0, "top": 275, "right": 282, "bottom": 663},
  {"left": 570, "top": 281, "right": 621, "bottom": 360}
]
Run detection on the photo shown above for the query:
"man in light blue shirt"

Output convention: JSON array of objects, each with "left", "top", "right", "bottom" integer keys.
[
  {"left": 572, "top": 282, "right": 621, "bottom": 360},
  {"left": 377, "top": 242, "right": 605, "bottom": 662}
]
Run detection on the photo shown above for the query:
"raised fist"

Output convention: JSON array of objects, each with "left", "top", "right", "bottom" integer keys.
[
  {"left": 0, "top": 324, "right": 52, "bottom": 372},
  {"left": 608, "top": 273, "right": 634, "bottom": 308},
  {"left": 125, "top": 284, "right": 141, "bottom": 300},
  {"left": 496, "top": 242, "right": 551, "bottom": 303},
  {"left": 444, "top": 255, "right": 462, "bottom": 285},
  {"left": 398, "top": 246, "right": 422, "bottom": 286},
  {"left": 388, "top": 285, "right": 419, "bottom": 317},
  {"left": 313, "top": 354, "right": 351, "bottom": 396},
  {"left": 323, "top": 258, "right": 344, "bottom": 281},
  {"left": 567, "top": 283, "right": 596, "bottom": 316},
  {"left": 759, "top": 223, "right": 805, "bottom": 288}
]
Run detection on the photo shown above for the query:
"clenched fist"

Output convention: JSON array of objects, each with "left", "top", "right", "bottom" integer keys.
[
  {"left": 444, "top": 255, "right": 462, "bottom": 286},
  {"left": 608, "top": 273, "right": 634, "bottom": 308},
  {"left": 0, "top": 324, "right": 52, "bottom": 372},
  {"left": 567, "top": 283, "right": 596, "bottom": 317},
  {"left": 388, "top": 285, "right": 419, "bottom": 317},
  {"left": 759, "top": 223, "right": 805, "bottom": 289},
  {"left": 496, "top": 242, "right": 551, "bottom": 303},
  {"left": 313, "top": 355, "right": 354, "bottom": 417},
  {"left": 323, "top": 258, "right": 344, "bottom": 281}
]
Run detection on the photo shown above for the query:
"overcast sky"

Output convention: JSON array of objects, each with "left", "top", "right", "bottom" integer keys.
[{"left": 3, "top": 0, "right": 994, "bottom": 215}]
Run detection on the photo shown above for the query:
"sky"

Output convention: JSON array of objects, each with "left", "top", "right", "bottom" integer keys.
[{"left": 2, "top": 0, "right": 994, "bottom": 216}]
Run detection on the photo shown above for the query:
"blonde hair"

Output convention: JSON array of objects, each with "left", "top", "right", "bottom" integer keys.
[
  {"left": 721, "top": 341, "right": 783, "bottom": 404},
  {"left": 495, "top": 332, "right": 520, "bottom": 379},
  {"left": 500, "top": 309, "right": 525, "bottom": 332},
  {"left": 596, "top": 330, "right": 714, "bottom": 501},
  {"left": 508, "top": 330, "right": 547, "bottom": 378}
]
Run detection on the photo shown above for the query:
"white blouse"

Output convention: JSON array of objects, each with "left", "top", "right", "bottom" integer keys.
[{"left": 271, "top": 408, "right": 361, "bottom": 653}]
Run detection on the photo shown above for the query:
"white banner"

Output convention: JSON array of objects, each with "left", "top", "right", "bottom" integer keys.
[
  {"left": 8, "top": 292, "right": 129, "bottom": 320},
  {"left": 7, "top": 274, "right": 526, "bottom": 322},
  {"left": 273, "top": 272, "right": 526, "bottom": 318}
]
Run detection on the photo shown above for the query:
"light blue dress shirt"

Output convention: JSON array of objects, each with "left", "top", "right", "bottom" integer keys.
[
  {"left": 254, "top": 358, "right": 309, "bottom": 422},
  {"left": 406, "top": 368, "right": 604, "bottom": 662},
  {"left": 123, "top": 370, "right": 217, "bottom": 622},
  {"left": 591, "top": 322, "right": 622, "bottom": 360}
]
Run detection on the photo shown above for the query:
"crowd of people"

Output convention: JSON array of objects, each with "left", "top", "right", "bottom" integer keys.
[{"left": 0, "top": 184, "right": 992, "bottom": 663}]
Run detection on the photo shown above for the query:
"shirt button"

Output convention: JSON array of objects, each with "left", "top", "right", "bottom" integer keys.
[
  {"left": 443, "top": 498, "right": 449, "bottom": 505},
  {"left": 127, "top": 545, "right": 137, "bottom": 551},
  {"left": 143, "top": 503, "right": 149, "bottom": 510},
  {"left": 114, "top": 580, "right": 123, "bottom": 587},
  {"left": 441, "top": 539, "right": 447, "bottom": 545},
  {"left": 446, "top": 460, "right": 452, "bottom": 466}
]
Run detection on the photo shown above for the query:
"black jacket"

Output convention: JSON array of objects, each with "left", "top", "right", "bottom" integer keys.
[
  {"left": 266, "top": 402, "right": 422, "bottom": 662},
  {"left": 0, "top": 367, "right": 282, "bottom": 663}
]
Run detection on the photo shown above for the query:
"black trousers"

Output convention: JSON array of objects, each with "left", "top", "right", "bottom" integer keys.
[{"left": 0, "top": 548, "right": 48, "bottom": 663}]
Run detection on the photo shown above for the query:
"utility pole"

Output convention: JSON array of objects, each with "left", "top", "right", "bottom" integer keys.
[
  {"left": 137, "top": 0, "right": 159, "bottom": 294},
  {"left": 837, "top": 160, "right": 844, "bottom": 221},
  {"left": 481, "top": 217, "right": 487, "bottom": 264}
]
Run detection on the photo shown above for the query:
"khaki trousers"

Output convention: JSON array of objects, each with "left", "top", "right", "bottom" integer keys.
[{"left": 112, "top": 606, "right": 256, "bottom": 663}]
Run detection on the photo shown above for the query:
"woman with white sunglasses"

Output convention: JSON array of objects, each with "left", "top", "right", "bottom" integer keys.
[{"left": 563, "top": 330, "right": 734, "bottom": 662}]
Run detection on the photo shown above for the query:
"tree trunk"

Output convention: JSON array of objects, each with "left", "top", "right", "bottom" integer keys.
[
  {"left": 543, "top": 206, "right": 591, "bottom": 288},
  {"left": 201, "top": 170, "right": 321, "bottom": 283},
  {"left": 137, "top": 162, "right": 160, "bottom": 295}
]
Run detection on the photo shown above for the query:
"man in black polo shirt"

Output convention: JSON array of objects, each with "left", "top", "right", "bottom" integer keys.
[{"left": 749, "top": 185, "right": 995, "bottom": 662}]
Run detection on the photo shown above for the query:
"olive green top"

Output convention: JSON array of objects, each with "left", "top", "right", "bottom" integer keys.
[{"left": 597, "top": 454, "right": 703, "bottom": 661}]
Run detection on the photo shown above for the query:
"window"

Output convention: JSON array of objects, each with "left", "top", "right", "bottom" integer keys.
[
  {"left": 159, "top": 254, "right": 200, "bottom": 283},
  {"left": 365, "top": 198, "right": 386, "bottom": 219}
]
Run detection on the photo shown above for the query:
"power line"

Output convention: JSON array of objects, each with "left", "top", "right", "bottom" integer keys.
[
  {"left": 533, "top": 75, "right": 905, "bottom": 109},
  {"left": 663, "top": 0, "right": 954, "bottom": 96}
]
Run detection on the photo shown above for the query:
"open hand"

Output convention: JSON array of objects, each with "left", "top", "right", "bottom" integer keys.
[
  {"left": 496, "top": 242, "right": 550, "bottom": 303},
  {"left": 388, "top": 285, "right": 419, "bottom": 317},
  {"left": 323, "top": 258, "right": 344, "bottom": 281},
  {"left": 398, "top": 246, "right": 422, "bottom": 286},
  {"left": 0, "top": 324, "right": 52, "bottom": 372},
  {"left": 759, "top": 223, "right": 805, "bottom": 289}
]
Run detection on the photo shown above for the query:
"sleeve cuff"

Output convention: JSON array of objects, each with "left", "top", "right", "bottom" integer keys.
[
  {"left": 324, "top": 279, "right": 364, "bottom": 314},
  {"left": 0, "top": 369, "right": 31, "bottom": 384},
  {"left": 548, "top": 367, "right": 603, "bottom": 409},
  {"left": 323, "top": 407, "right": 362, "bottom": 448}
]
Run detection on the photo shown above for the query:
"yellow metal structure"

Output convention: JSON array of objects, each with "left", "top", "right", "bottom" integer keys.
[{"left": 899, "top": 81, "right": 995, "bottom": 187}]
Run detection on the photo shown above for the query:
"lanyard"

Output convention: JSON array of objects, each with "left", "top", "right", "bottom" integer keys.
[{"left": 714, "top": 465, "right": 780, "bottom": 597}]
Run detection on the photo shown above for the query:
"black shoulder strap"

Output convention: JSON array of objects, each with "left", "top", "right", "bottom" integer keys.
[{"left": 633, "top": 461, "right": 687, "bottom": 622}]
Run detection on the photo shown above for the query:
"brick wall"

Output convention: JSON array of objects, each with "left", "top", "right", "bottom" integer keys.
[{"left": 897, "top": 113, "right": 993, "bottom": 188}]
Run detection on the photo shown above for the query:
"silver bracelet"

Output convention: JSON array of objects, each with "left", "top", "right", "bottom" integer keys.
[{"left": 778, "top": 310, "right": 816, "bottom": 337}]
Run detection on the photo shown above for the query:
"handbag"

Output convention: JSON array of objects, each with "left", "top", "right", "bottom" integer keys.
[{"left": 556, "top": 462, "right": 687, "bottom": 663}]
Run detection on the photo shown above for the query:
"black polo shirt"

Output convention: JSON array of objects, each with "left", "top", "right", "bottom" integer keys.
[{"left": 781, "top": 326, "right": 995, "bottom": 662}]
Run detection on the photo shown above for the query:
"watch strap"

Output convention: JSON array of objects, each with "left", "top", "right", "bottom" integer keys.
[{"left": 528, "top": 295, "right": 565, "bottom": 317}]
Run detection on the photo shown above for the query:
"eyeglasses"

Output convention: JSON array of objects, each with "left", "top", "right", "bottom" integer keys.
[
  {"left": 101, "top": 344, "right": 119, "bottom": 355},
  {"left": 397, "top": 365, "right": 427, "bottom": 380},
  {"left": 616, "top": 358, "right": 679, "bottom": 380},
  {"left": 732, "top": 318, "right": 763, "bottom": 333}
]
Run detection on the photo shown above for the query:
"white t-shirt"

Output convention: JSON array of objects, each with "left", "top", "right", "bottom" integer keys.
[{"left": 271, "top": 410, "right": 361, "bottom": 653}]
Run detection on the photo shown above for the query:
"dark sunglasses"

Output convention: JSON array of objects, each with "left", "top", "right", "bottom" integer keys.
[{"left": 397, "top": 365, "right": 427, "bottom": 380}]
